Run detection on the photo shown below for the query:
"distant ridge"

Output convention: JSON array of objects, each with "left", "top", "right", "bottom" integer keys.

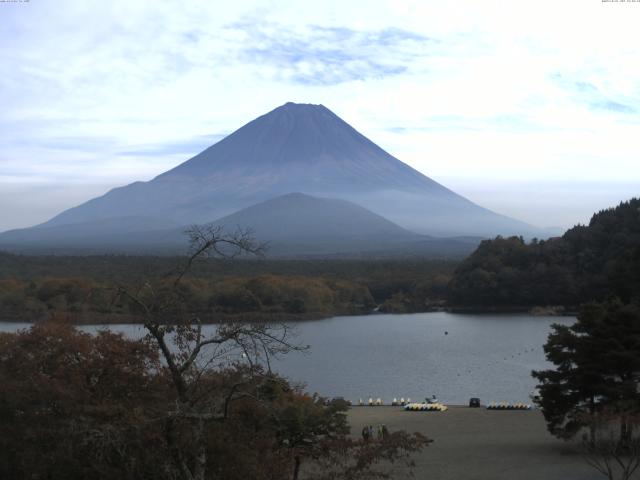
[{"left": 0, "top": 193, "right": 481, "bottom": 258}]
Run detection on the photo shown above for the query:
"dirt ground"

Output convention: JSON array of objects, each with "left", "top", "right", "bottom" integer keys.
[{"left": 347, "top": 406, "right": 613, "bottom": 480}]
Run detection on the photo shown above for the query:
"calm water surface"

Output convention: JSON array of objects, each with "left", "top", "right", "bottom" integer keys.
[{"left": 1, "top": 312, "right": 573, "bottom": 405}]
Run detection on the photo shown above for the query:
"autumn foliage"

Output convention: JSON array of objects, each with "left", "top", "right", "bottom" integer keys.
[
  {"left": 0, "top": 320, "right": 428, "bottom": 480},
  {"left": 0, "top": 320, "right": 166, "bottom": 479}
]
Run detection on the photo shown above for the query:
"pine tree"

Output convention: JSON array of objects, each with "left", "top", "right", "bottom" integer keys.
[{"left": 532, "top": 300, "right": 640, "bottom": 444}]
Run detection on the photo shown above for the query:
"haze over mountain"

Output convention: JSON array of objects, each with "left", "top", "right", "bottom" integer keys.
[
  {"left": 0, "top": 102, "right": 541, "bottom": 255},
  {"left": 207, "top": 193, "right": 480, "bottom": 257},
  {"left": 216, "top": 192, "right": 416, "bottom": 242},
  {"left": 0, "top": 193, "right": 480, "bottom": 257}
]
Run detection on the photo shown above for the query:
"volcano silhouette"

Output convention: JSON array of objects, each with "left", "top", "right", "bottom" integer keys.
[{"left": 0, "top": 102, "right": 539, "bottom": 253}]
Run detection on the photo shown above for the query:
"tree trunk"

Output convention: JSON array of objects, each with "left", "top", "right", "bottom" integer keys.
[
  {"left": 589, "top": 396, "right": 597, "bottom": 446},
  {"left": 166, "top": 418, "right": 195, "bottom": 480},
  {"left": 589, "top": 423, "right": 597, "bottom": 447},
  {"left": 293, "top": 455, "right": 301, "bottom": 480},
  {"left": 193, "top": 418, "right": 207, "bottom": 480},
  {"left": 620, "top": 416, "right": 630, "bottom": 449}
]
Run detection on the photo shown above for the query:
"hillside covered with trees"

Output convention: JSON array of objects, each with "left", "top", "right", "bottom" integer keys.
[
  {"left": 447, "top": 198, "right": 640, "bottom": 308},
  {"left": 0, "top": 255, "right": 455, "bottom": 322}
]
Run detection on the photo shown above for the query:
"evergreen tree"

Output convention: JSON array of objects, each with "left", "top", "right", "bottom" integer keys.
[{"left": 532, "top": 301, "right": 640, "bottom": 443}]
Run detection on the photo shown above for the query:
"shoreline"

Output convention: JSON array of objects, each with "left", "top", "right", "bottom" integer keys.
[
  {"left": 0, "top": 306, "right": 576, "bottom": 325},
  {"left": 446, "top": 305, "right": 577, "bottom": 316}
]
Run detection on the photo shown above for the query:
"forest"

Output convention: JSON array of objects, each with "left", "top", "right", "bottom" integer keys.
[
  {"left": 447, "top": 198, "right": 640, "bottom": 308},
  {"left": 2, "top": 198, "right": 638, "bottom": 322},
  {"left": 0, "top": 253, "right": 456, "bottom": 322}
]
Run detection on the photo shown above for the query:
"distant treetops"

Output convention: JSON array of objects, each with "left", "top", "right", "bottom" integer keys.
[{"left": 447, "top": 198, "right": 640, "bottom": 308}]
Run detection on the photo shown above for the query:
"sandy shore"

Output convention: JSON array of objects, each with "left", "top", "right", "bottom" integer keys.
[{"left": 347, "top": 406, "right": 606, "bottom": 480}]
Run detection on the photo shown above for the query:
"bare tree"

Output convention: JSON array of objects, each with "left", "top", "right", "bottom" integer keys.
[
  {"left": 115, "top": 225, "right": 304, "bottom": 480},
  {"left": 581, "top": 409, "right": 640, "bottom": 480}
]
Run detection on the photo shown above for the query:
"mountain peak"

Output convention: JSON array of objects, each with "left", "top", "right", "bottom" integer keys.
[
  {"left": 268, "top": 101, "right": 333, "bottom": 120},
  {"left": 159, "top": 100, "right": 431, "bottom": 191},
  {"left": 281, "top": 101, "right": 326, "bottom": 109}
]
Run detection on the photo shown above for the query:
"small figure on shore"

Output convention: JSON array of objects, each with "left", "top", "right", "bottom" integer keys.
[
  {"left": 381, "top": 424, "right": 389, "bottom": 439},
  {"left": 368, "top": 425, "right": 374, "bottom": 439},
  {"left": 361, "top": 426, "right": 370, "bottom": 441}
]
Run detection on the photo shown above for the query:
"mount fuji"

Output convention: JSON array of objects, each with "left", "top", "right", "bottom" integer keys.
[{"left": 0, "top": 102, "right": 540, "bottom": 255}]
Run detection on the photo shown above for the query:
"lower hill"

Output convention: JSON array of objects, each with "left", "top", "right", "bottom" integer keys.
[
  {"left": 446, "top": 197, "right": 640, "bottom": 308},
  {"left": 0, "top": 193, "right": 481, "bottom": 258},
  {"left": 208, "top": 193, "right": 480, "bottom": 257}
]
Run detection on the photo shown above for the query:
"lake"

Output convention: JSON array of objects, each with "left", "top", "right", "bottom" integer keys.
[{"left": 0, "top": 312, "right": 573, "bottom": 405}]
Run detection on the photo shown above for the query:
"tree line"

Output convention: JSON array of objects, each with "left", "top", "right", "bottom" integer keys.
[
  {"left": 448, "top": 198, "right": 640, "bottom": 308},
  {"left": 0, "top": 274, "right": 375, "bottom": 322},
  {"left": 0, "top": 254, "right": 456, "bottom": 322}
]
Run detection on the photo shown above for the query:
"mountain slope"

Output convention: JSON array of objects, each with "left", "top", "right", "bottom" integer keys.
[
  {"left": 0, "top": 216, "right": 184, "bottom": 252},
  {"left": 447, "top": 197, "right": 640, "bottom": 307},
  {"left": 209, "top": 192, "right": 419, "bottom": 256},
  {"left": 24, "top": 102, "right": 538, "bottom": 239},
  {"left": 213, "top": 193, "right": 417, "bottom": 241},
  {"left": 0, "top": 193, "right": 481, "bottom": 258},
  {"left": 207, "top": 193, "right": 481, "bottom": 257}
]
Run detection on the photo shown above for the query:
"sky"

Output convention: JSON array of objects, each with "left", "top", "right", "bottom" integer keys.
[{"left": 0, "top": 0, "right": 639, "bottom": 232}]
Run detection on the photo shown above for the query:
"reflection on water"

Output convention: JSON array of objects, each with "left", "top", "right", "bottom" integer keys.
[{"left": 0, "top": 312, "right": 574, "bottom": 404}]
